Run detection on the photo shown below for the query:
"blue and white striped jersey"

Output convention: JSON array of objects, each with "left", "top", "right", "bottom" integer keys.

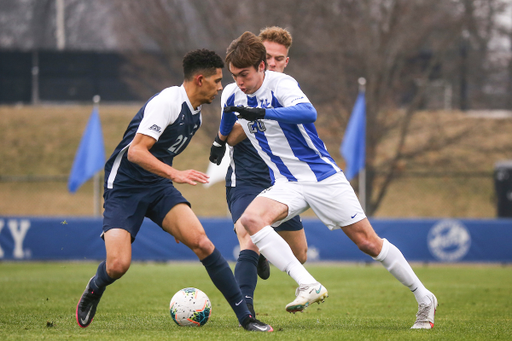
[
  {"left": 221, "top": 71, "right": 341, "bottom": 184},
  {"left": 105, "top": 85, "right": 202, "bottom": 189}
]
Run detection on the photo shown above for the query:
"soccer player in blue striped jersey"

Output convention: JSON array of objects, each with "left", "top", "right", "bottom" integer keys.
[
  {"left": 209, "top": 27, "right": 308, "bottom": 317},
  {"left": 212, "top": 32, "right": 438, "bottom": 329},
  {"left": 75, "top": 49, "right": 272, "bottom": 332}
]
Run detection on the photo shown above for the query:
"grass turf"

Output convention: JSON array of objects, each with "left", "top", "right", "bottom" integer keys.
[{"left": 0, "top": 262, "right": 511, "bottom": 340}]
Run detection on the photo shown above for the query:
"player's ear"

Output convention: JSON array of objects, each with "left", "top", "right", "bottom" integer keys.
[
  {"left": 258, "top": 60, "right": 266, "bottom": 73},
  {"left": 195, "top": 74, "right": 204, "bottom": 86}
]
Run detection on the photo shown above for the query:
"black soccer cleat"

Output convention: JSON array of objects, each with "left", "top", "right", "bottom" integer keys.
[
  {"left": 257, "top": 254, "right": 270, "bottom": 280},
  {"left": 76, "top": 278, "right": 104, "bottom": 328},
  {"left": 241, "top": 315, "right": 273, "bottom": 332}
]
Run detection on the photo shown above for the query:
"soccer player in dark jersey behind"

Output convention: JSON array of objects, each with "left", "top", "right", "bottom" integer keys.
[{"left": 75, "top": 49, "right": 272, "bottom": 332}]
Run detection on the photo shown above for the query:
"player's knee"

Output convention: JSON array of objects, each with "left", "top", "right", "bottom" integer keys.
[
  {"left": 107, "top": 258, "right": 130, "bottom": 279},
  {"left": 190, "top": 235, "right": 215, "bottom": 258},
  {"left": 296, "top": 248, "right": 308, "bottom": 264},
  {"left": 356, "top": 239, "right": 380, "bottom": 258},
  {"left": 239, "top": 212, "right": 258, "bottom": 232}
]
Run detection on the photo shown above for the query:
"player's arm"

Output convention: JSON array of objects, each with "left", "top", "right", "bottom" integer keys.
[
  {"left": 224, "top": 102, "right": 317, "bottom": 124},
  {"left": 128, "top": 133, "right": 209, "bottom": 185},
  {"left": 226, "top": 123, "right": 247, "bottom": 146},
  {"left": 209, "top": 118, "right": 247, "bottom": 163},
  {"left": 209, "top": 100, "right": 239, "bottom": 164}
]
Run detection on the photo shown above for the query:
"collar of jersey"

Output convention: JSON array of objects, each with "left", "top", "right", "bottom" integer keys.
[{"left": 180, "top": 85, "right": 201, "bottom": 114}]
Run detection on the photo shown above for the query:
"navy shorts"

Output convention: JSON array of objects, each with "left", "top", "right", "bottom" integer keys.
[
  {"left": 103, "top": 182, "right": 190, "bottom": 240},
  {"left": 226, "top": 185, "right": 303, "bottom": 232}
]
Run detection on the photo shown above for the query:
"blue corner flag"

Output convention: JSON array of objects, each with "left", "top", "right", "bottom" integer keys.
[
  {"left": 340, "top": 91, "right": 366, "bottom": 181},
  {"left": 68, "top": 107, "right": 105, "bottom": 193}
]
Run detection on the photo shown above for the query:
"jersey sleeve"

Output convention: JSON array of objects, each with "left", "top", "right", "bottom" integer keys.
[
  {"left": 275, "top": 75, "right": 311, "bottom": 108},
  {"left": 219, "top": 83, "right": 238, "bottom": 136},
  {"left": 137, "top": 88, "right": 180, "bottom": 141}
]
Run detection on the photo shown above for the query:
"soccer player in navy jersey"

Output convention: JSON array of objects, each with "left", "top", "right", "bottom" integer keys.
[
  {"left": 211, "top": 32, "right": 438, "bottom": 329},
  {"left": 209, "top": 27, "right": 308, "bottom": 317},
  {"left": 75, "top": 49, "right": 272, "bottom": 332}
]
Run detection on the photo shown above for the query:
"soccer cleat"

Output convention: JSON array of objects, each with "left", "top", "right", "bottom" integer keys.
[
  {"left": 257, "top": 254, "right": 270, "bottom": 280},
  {"left": 76, "top": 277, "right": 104, "bottom": 328},
  {"left": 411, "top": 293, "right": 438, "bottom": 329},
  {"left": 285, "top": 282, "right": 328, "bottom": 313},
  {"left": 241, "top": 315, "right": 273, "bottom": 332}
]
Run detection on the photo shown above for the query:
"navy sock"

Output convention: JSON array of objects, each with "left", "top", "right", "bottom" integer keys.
[
  {"left": 201, "top": 248, "right": 251, "bottom": 324},
  {"left": 89, "top": 261, "right": 116, "bottom": 295},
  {"left": 234, "top": 249, "right": 259, "bottom": 307}
]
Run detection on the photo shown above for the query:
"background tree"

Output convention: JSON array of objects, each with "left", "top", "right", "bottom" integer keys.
[{"left": 109, "top": 0, "right": 512, "bottom": 215}]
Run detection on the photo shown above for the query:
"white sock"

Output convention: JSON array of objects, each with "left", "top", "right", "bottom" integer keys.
[
  {"left": 251, "top": 225, "right": 316, "bottom": 285},
  {"left": 373, "top": 239, "right": 431, "bottom": 304}
]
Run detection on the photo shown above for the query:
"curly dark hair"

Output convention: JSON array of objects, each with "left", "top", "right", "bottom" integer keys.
[{"left": 183, "top": 49, "right": 224, "bottom": 80}]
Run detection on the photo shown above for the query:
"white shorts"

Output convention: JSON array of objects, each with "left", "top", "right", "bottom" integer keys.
[{"left": 258, "top": 172, "right": 366, "bottom": 230}]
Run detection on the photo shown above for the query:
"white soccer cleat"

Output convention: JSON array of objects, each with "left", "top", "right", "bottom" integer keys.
[
  {"left": 285, "top": 282, "right": 328, "bottom": 313},
  {"left": 411, "top": 293, "right": 438, "bottom": 329}
]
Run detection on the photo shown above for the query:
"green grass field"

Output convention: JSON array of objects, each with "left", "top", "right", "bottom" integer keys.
[{"left": 1, "top": 262, "right": 511, "bottom": 340}]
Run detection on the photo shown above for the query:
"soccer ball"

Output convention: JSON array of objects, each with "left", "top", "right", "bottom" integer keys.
[{"left": 169, "top": 287, "right": 212, "bottom": 327}]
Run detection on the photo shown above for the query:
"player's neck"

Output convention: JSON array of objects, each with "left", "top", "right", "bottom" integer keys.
[{"left": 183, "top": 81, "right": 202, "bottom": 110}]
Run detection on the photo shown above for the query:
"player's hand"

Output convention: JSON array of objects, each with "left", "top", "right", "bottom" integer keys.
[
  {"left": 224, "top": 106, "right": 265, "bottom": 121},
  {"left": 209, "top": 133, "right": 226, "bottom": 165},
  {"left": 170, "top": 169, "right": 209, "bottom": 185}
]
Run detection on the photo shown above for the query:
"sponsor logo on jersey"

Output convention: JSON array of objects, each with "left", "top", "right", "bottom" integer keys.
[
  {"left": 427, "top": 219, "right": 471, "bottom": 261},
  {"left": 290, "top": 96, "right": 305, "bottom": 104},
  {"left": 149, "top": 124, "right": 162, "bottom": 133}
]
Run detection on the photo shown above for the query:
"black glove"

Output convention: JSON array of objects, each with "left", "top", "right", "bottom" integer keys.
[
  {"left": 209, "top": 133, "right": 226, "bottom": 165},
  {"left": 224, "top": 106, "right": 265, "bottom": 121}
]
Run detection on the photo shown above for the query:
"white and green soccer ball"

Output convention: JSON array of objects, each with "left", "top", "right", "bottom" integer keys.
[{"left": 169, "top": 287, "right": 212, "bottom": 327}]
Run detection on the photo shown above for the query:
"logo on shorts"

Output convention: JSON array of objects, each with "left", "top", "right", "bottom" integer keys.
[
  {"left": 260, "top": 186, "right": 273, "bottom": 195},
  {"left": 427, "top": 219, "right": 471, "bottom": 261}
]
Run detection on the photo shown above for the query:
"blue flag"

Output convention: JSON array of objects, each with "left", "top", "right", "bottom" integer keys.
[
  {"left": 68, "top": 107, "right": 105, "bottom": 193},
  {"left": 341, "top": 91, "right": 366, "bottom": 181}
]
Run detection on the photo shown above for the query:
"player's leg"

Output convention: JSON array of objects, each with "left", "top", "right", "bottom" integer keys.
[
  {"left": 76, "top": 183, "right": 146, "bottom": 328},
  {"left": 242, "top": 192, "right": 327, "bottom": 312},
  {"left": 161, "top": 203, "right": 271, "bottom": 331},
  {"left": 275, "top": 215, "right": 308, "bottom": 264},
  {"left": 242, "top": 196, "right": 313, "bottom": 282},
  {"left": 76, "top": 228, "right": 131, "bottom": 328},
  {"left": 227, "top": 187, "right": 264, "bottom": 314},
  {"left": 342, "top": 218, "right": 437, "bottom": 329},
  {"left": 309, "top": 173, "right": 437, "bottom": 328},
  {"left": 277, "top": 230, "right": 308, "bottom": 263},
  {"left": 234, "top": 219, "right": 259, "bottom": 316}
]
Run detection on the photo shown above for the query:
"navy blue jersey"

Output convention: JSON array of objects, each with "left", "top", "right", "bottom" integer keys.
[
  {"left": 225, "top": 139, "right": 271, "bottom": 187},
  {"left": 105, "top": 85, "right": 201, "bottom": 189}
]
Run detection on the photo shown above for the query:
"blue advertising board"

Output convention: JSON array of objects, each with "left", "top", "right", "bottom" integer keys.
[{"left": 0, "top": 216, "right": 511, "bottom": 263}]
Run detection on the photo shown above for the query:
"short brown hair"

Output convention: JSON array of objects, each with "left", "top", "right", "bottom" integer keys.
[
  {"left": 259, "top": 26, "right": 292, "bottom": 50},
  {"left": 225, "top": 31, "right": 267, "bottom": 70}
]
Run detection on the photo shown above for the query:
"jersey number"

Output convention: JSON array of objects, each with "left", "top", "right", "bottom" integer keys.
[
  {"left": 168, "top": 135, "right": 188, "bottom": 154},
  {"left": 248, "top": 120, "right": 266, "bottom": 133}
]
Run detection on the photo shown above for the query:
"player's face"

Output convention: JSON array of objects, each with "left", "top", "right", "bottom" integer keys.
[
  {"left": 263, "top": 41, "right": 289, "bottom": 73},
  {"left": 200, "top": 68, "right": 223, "bottom": 104},
  {"left": 229, "top": 61, "right": 265, "bottom": 95}
]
